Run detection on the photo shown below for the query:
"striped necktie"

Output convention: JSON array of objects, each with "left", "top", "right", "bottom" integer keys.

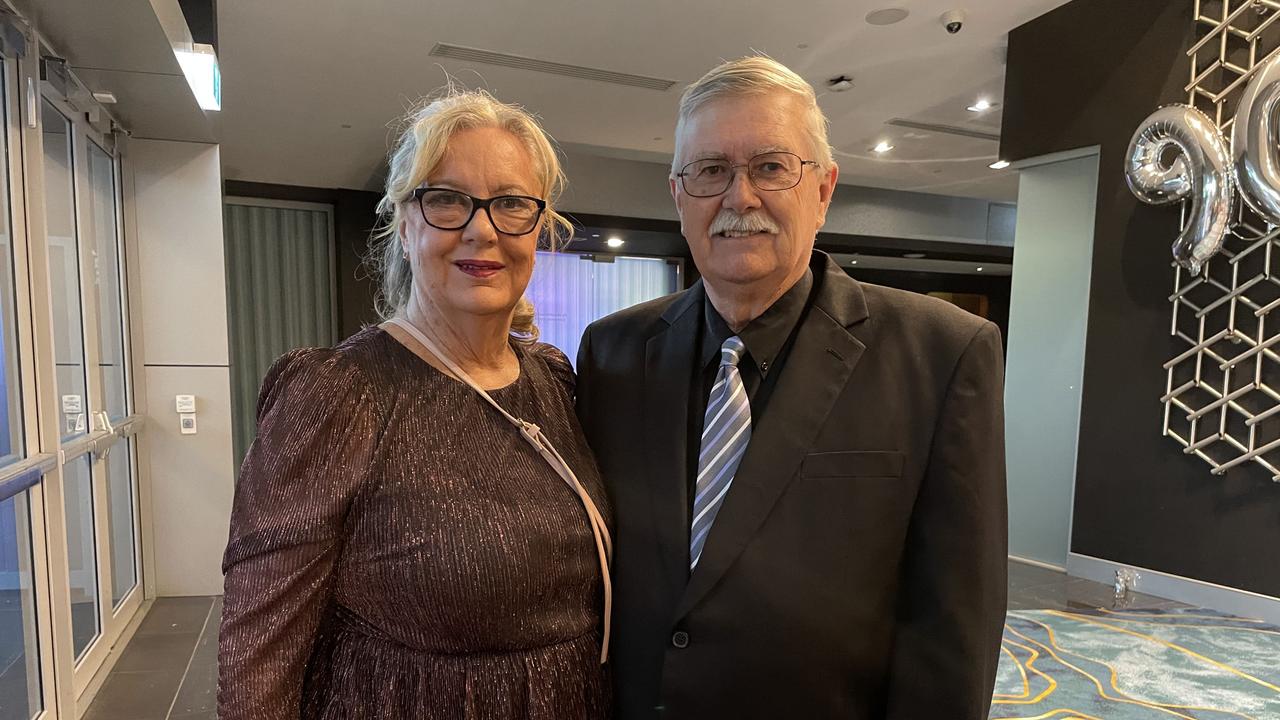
[{"left": 691, "top": 336, "right": 751, "bottom": 570}]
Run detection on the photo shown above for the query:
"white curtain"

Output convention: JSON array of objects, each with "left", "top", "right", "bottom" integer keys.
[{"left": 526, "top": 252, "right": 680, "bottom": 366}]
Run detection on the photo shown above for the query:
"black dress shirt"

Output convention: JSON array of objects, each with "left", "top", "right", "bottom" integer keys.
[{"left": 685, "top": 269, "right": 815, "bottom": 525}]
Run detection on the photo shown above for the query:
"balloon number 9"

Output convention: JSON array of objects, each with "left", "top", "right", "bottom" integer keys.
[
  {"left": 1125, "top": 105, "right": 1233, "bottom": 276},
  {"left": 1126, "top": 54, "right": 1280, "bottom": 276}
]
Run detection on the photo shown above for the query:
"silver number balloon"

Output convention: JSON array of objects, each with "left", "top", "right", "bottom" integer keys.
[
  {"left": 1233, "top": 51, "right": 1280, "bottom": 227},
  {"left": 1125, "top": 104, "right": 1234, "bottom": 275}
]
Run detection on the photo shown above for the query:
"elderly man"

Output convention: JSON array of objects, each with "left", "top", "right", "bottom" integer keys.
[{"left": 575, "top": 56, "right": 1007, "bottom": 719}]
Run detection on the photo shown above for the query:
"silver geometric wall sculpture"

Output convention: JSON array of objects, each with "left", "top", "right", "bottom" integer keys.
[{"left": 1162, "top": 0, "right": 1280, "bottom": 479}]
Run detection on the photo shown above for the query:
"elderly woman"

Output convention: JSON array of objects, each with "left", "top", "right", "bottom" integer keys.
[{"left": 218, "top": 89, "right": 612, "bottom": 720}]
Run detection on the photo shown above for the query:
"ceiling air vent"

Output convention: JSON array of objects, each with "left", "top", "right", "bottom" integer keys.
[
  {"left": 885, "top": 118, "right": 1000, "bottom": 142},
  {"left": 428, "top": 43, "right": 676, "bottom": 91}
]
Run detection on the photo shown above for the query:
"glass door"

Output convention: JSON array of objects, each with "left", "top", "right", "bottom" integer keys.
[
  {"left": 39, "top": 96, "right": 100, "bottom": 665},
  {"left": 84, "top": 141, "right": 138, "bottom": 613},
  {"left": 0, "top": 45, "right": 58, "bottom": 720},
  {"left": 37, "top": 82, "right": 141, "bottom": 709}
]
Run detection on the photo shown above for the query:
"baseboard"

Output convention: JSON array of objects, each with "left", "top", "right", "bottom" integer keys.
[
  {"left": 1009, "top": 554, "right": 1067, "bottom": 573},
  {"left": 74, "top": 597, "right": 153, "bottom": 717},
  {"left": 1067, "top": 552, "right": 1280, "bottom": 624}
]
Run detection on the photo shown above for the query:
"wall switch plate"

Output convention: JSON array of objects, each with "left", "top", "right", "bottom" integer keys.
[
  {"left": 179, "top": 413, "right": 197, "bottom": 434},
  {"left": 175, "top": 394, "right": 196, "bottom": 413}
]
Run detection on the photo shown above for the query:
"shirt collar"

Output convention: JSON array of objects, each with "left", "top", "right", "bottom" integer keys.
[{"left": 700, "top": 268, "right": 814, "bottom": 377}]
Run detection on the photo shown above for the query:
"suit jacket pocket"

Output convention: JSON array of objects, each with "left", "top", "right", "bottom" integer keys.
[{"left": 800, "top": 450, "right": 905, "bottom": 479}]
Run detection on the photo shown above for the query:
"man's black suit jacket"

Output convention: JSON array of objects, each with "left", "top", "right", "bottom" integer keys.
[{"left": 575, "top": 251, "right": 1007, "bottom": 719}]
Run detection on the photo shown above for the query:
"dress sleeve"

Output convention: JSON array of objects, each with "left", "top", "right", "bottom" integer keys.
[
  {"left": 531, "top": 342, "right": 577, "bottom": 400},
  {"left": 217, "top": 348, "right": 380, "bottom": 720}
]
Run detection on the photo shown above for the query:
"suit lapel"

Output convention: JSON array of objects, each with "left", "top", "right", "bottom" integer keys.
[
  {"left": 675, "top": 254, "right": 870, "bottom": 619},
  {"left": 643, "top": 284, "right": 704, "bottom": 589}
]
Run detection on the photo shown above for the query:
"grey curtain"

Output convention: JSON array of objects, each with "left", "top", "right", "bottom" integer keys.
[{"left": 224, "top": 202, "right": 336, "bottom": 467}]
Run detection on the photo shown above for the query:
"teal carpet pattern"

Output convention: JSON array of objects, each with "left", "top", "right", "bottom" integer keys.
[{"left": 990, "top": 608, "right": 1280, "bottom": 719}]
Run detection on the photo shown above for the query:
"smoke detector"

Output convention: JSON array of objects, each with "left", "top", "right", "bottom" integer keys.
[{"left": 827, "top": 75, "right": 855, "bottom": 92}]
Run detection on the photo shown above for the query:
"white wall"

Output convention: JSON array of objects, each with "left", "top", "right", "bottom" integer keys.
[
  {"left": 1004, "top": 150, "right": 1100, "bottom": 568},
  {"left": 558, "top": 151, "right": 1015, "bottom": 245},
  {"left": 126, "top": 139, "right": 233, "bottom": 596}
]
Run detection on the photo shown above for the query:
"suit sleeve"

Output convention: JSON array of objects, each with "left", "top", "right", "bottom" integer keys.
[
  {"left": 885, "top": 321, "right": 1007, "bottom": 719},
  {"left": 575, "top": 325, "right": 597, "bottom": 437},
  {"left": 217, "top": 349, "right": 379, "bottom": 720}
]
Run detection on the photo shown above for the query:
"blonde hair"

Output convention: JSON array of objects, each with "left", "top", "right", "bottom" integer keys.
[
  {"left": 673, "top": 55, "right": 834, "bottom": 171},
  {"left": 369, "top": 87, "right": 572, "bottom": 343}
]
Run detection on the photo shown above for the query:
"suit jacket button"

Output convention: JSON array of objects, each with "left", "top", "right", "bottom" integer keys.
[{"left": 671, "top": 630, "right": 690, "bottom": 648}]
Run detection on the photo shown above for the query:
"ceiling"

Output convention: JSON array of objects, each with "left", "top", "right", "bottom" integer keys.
[
  {"left": 216, "top": 0, "right": 1072, "bottom": 202},
  {"left": 19, "top": 0, "right": 216, "bottom": 142}
]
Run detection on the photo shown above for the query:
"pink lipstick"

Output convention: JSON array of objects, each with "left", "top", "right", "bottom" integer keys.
[{"left": 454, "top": 260, "right": 505, "bottom": 278}]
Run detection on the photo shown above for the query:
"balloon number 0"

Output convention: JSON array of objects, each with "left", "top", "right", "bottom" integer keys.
[{"left": 1126, "top": 54, "right": 1280, "bottom": 275}]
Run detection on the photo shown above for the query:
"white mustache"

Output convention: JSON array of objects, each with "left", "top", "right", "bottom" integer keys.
[{"left": 708, "top": 210, "right": 779, "bottom": 236}]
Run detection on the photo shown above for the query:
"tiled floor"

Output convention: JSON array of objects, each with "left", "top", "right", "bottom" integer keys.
[
  {"left": 1005, "top": 560, "right": 1193, "bottom": 613},
  {"left": 79, "top": 562, "right": 1190, "bottom": 720},
  {"left": 82, "top": 596, "right": 219, "bottom": 720}
]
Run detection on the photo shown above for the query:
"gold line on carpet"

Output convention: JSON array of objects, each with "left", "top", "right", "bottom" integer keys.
[
  {"left": 1005, "top": 620, "right": 1201, "bottom": 719},
  {"left": 994, "top": 633, "right": 1056, "bottom": 704},
  {"left": 1000, "top": 709, "right": 1103, "bottom": 720},
  {"left": 1021, "top": 613, "right": 1258, "bottom": 720},
  {"left": 1046, "top": 611, "right": 1280, "bottom": 694},
  {"left": 1091, "top": 613, "right": 1280, "bottom": 638},
  {"left": 996, "top": 643, "right": 1032, "bottom": 699}
]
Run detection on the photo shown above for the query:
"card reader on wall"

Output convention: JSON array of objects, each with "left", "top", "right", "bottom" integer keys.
[{"left": 176, "top": 395, "right": 197, "bottom": 434}]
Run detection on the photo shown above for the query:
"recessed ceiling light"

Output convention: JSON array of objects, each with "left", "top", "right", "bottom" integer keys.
[
  {"left": 976, "top": 266, "right": 984, "bottom": 272},
  {"left": 989, "top": 160, "right": 1010, "bottom": 170},
  {"left": 92, "top": 91, "right": 118, "bottom": 104},
  {"left": 872, "top": 141, "right": 894, "bottom": 154},
  {"left": 797, "top": 42, "right": 810, "bottom": 49},
  {"left": 850, "top": 259, "right": 858, "bottom": 265},
  {"left": 967, "top": 98, "right": 998, "bottom": 112},
  {"left": 866, "top": 8, "right": 910, "bottom": 25},
  {"left": 903, "top": 252, "right": 926, "bottom": 259},
  {"left": 591, "top": 233, "right": 600, "bottom": 238},
  {"left": 606, "top": 237, "right": 624, "bottom": 248}
]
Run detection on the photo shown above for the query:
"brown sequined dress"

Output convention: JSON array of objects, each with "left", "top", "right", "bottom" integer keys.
[{"left": 218, "top": 326, "right": 612, "bottom": 720}]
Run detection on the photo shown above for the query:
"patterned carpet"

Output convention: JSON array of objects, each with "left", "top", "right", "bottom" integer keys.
[{"left": 991, "top": 609, "right": 1280, "bottom": 719}]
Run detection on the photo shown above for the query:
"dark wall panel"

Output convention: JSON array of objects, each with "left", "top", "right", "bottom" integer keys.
[
  {"left": 1002, "top": 0, "right": 1280, "bottom": 595},
  {"left": 179, "top": 0, "right": 218, "bottom": 50}
]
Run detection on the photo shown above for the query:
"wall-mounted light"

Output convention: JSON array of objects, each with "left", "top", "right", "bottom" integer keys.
[{"left": 175, "top": 43, "right": 221, "bottom": 111}]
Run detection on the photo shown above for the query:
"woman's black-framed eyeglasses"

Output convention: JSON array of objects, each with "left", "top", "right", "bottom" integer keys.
[
  {"left": 675, "top": 151, "right": 820, "bottom": 198},
  {"left": 412, "top": 188, "right": 547, "bottom": 236}
]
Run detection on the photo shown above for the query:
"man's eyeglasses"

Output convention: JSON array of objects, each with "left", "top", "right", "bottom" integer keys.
[
  {"left": 675, "top": 151, "right": 820, "bottom": 198},
  {"left": 412, "top": 188, "right": 547, "bottom": 236}
]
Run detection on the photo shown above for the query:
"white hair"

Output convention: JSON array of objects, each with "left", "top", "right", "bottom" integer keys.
[{"left": 672, "top": 55, "right": 834, "bottom": 172}]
